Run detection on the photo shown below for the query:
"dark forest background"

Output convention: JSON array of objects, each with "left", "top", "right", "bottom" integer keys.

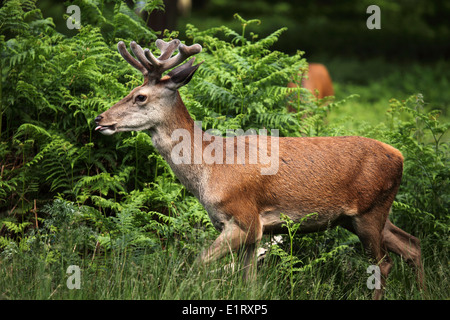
[{"left": 36, "top": 0, "right": 450, "bottom": 61}]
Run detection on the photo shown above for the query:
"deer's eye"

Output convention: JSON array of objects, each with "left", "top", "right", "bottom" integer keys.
[{"left": 135, "top": 95, "right": 146, "bottom": 102}]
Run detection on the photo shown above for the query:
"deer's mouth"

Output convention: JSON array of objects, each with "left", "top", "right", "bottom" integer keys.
[{"left": 95, "top": 124, "right": 117, "bottom": 135}]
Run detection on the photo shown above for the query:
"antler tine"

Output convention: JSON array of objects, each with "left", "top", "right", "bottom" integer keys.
[
  {"left": 130, "top": 41, "right": 153, "bottom": 72},
  {"left": 162, "top": 43, "right": 203, "bottom": 72},
  {"left": 118, "top": 39, "right": 202, "bottom": 81},
  {"left": 156, "top": 39, "right": 180, "bottom": 60},
  {"left": 117, "top": 41, "right": 148, "bottom": 76},
  {"left": 144, "top": 41, "right": 202, "bottom": 77}
]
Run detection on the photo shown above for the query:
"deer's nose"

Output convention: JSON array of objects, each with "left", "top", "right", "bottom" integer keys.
[{"left": 95, "top": 115, "right": 103, "bottom": 123}]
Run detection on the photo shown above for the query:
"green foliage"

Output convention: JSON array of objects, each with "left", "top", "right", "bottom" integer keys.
[
  {"left": 276, "top": 213, "right": 319, "bottom": 299},
  {"left": 184, "top": 14, "right": 309, "bottom": 136},
  {"left": 386, "top": 95, "right": 450, "bottom": 239}
]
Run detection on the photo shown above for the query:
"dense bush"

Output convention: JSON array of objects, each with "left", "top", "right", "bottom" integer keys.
[{"left": 0, "top": 0, "right": 448, "bottom": 299}]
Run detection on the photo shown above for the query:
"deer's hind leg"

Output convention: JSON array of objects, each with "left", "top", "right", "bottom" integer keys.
[
  {"left": 351, "top": 208, "right": 393, "bottom": 300},
  {"left": 382, "top": 219, "right": 425, "bottom": 290}
]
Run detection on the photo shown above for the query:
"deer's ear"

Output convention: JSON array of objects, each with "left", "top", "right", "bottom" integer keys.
[{"left": 165, "top": 58, "right": 202, "bottom": 89}]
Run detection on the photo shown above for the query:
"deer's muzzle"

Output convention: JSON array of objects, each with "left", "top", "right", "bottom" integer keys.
[{"left": 95, "top": 115, "right": 117, "bottom": 135}]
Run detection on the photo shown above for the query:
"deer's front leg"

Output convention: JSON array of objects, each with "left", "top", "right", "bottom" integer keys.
[
  {"left": 199, "top": 220, "right": 248, "bottom": 264},
  {"left": 198, "top": 218, "right": 262, "bottom": 280}
]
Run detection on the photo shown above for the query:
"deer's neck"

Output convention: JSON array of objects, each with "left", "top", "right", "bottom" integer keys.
[{"left": 149, "top": 92, "right": 212, "bottom": 201}]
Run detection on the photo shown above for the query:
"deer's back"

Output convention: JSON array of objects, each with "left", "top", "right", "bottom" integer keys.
[{"left": 207, "top": 136, "right": 403, "bottom": 232}]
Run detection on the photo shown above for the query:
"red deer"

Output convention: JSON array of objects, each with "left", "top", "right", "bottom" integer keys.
[
  {"left": 288, "top": 63, "right": 334, "bottom": 100},
  {"left": 95, "top": 39, "right": 424, "bottom": 299}
]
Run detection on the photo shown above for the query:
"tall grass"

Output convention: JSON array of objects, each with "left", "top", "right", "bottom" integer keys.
[{"left": 1, "top": 229, "right": 447, "bottom": 300}]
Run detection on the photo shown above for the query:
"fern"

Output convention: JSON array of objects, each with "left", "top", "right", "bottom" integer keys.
[
  {"left": 185, "top": 16, "right": 307, "bottom": 133},
  {"left": 0, "top": 0, "right": 30, "bottom": 35},
  {"left": 1, "top": 219, "right": 32, "bottom": 234}
]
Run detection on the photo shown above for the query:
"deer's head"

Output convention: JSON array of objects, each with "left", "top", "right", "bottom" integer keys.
[{"left": 95, "top": 39, "right": 202, "bottom": 135}]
